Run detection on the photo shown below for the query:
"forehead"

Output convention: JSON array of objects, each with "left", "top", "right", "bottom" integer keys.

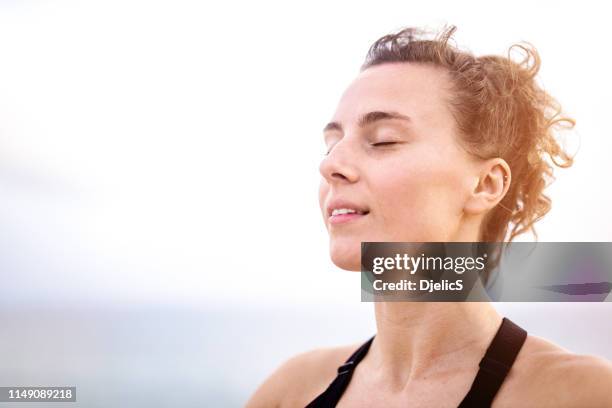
[{"left": 333, "top": 63, "right": 454, "bottom": 127}]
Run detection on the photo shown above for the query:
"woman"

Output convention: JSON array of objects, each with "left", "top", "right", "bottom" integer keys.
[{"left": 246, "top": 26, "right": 612, "bottom": 407}]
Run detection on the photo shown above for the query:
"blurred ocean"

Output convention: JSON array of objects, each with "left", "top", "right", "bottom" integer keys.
[
  {"left": 0, "top": 300, "right": 371, "bottom": 407},
  {"left": 0, "top": 300, "right": 610, "bottom": 408}
]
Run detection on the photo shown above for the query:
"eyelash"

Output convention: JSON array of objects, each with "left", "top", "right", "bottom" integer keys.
[
  {"left": 371, "top": 142, "right": 397, "bottom": 147},
  {"left": 324, "top": 141, "right": 398, "bottom": 156}
]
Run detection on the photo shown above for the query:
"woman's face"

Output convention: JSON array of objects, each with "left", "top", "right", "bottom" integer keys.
[{"left": 319, "top": 62, "right": 482, "bottom": 271}]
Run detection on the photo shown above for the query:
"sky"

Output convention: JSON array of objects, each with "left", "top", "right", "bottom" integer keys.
[{"left": 0, "top": 0, "right": 610, "bottom": 307}]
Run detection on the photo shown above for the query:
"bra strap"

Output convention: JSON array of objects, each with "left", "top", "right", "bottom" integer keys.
[
  {"left": 305, "top": 335, "right": 375, "bottom": 408},
  {"left": 458, "top": 317, "right": 527, "bottom": 407}
]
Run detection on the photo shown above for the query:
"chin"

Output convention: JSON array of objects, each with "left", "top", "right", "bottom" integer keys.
[{"left": 329, "top": 240, "right": 361, "bottom": 271}]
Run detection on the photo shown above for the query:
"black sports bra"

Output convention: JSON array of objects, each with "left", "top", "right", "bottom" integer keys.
[{"left": 306, "top": 317, "right": 527, "bottom": 408}]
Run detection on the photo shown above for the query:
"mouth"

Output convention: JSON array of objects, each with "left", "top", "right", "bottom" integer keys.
[{"left": 328, "top": 208, "right": 370, "bottom": 225}]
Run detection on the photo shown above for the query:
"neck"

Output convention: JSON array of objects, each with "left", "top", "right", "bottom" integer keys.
[{"left": 369, "top": 301, "right": 501, "bottom": 389}]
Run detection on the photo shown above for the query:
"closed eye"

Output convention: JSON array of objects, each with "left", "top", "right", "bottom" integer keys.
[
  {"left": 371, "top": 142, "right": 398, "bottom": 146},
  {"left": 325, "top": 141, "right": 399, "bottom": 155}
]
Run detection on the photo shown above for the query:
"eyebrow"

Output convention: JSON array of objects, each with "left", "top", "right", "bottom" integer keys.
[{"left": 323, "top": 110, "right": 412, "bottom": 133}]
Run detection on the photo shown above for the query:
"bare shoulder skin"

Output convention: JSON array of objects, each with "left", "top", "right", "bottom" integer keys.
[
  {"left": 246, "top": 335, "right": 612, "bottom": 408},
  {"left": 244, "top": 342, "right": 359, "bottom": 408},
  {"left": 494, "top": 335, "right": 612, "bottom": 408}
]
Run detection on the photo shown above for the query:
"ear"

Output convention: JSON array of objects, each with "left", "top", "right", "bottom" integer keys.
[{"left": 463, "top": 158, "right": 511, "bottom": 216}]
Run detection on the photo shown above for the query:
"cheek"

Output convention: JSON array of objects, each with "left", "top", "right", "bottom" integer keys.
[{"left": 371, "top": 156, "right": 464, "bottom": 240}]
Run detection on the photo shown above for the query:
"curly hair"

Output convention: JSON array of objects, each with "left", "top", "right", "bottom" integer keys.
[{"left": 361, "top": 25, "right": 576, "bottom": 244}]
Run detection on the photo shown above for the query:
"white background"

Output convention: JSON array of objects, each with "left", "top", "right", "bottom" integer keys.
[{"left": 0, "top": 1, "right": 610, "bottom": 406}]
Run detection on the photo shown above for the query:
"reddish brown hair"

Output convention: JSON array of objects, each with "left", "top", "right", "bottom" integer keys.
[{"left": 361, "top": 25, "right": 576, "bottom": 243}]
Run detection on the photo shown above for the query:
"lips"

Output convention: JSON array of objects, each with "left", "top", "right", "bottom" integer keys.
[
  {"left": 326, "top": 198, "right": 370, "bottom": 225},
  {"left": 326, "top": 199, "right": 370, "bottom": 217},
  {"left": 328, "top": 211, "right": 368, "bottom": 225}
]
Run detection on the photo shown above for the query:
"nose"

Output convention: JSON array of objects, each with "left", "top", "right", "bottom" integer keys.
[{"left": 319, "top": 139, "right": 360, "bottom": 185}]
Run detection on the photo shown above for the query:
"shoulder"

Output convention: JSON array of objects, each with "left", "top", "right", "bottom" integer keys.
[
  {"left": 497, "top": 334, "right": 612, "bottom": 407},
  {"left": 244, "top": 341, "right": 363, "bottom": 408},
  {"left": 539, "top": 350, "right": 612, "bottom": 407}
]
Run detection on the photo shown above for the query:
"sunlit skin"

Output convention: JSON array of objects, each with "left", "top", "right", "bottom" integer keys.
[
  {"left": 246, "top": 62, "right": 612, "bottom": 408},
  {"left": 319, "top": 62, "right": 510, "bottom": 272},
  {"left": 314, "top": 62, "right": 512, "bottom": 403}
]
